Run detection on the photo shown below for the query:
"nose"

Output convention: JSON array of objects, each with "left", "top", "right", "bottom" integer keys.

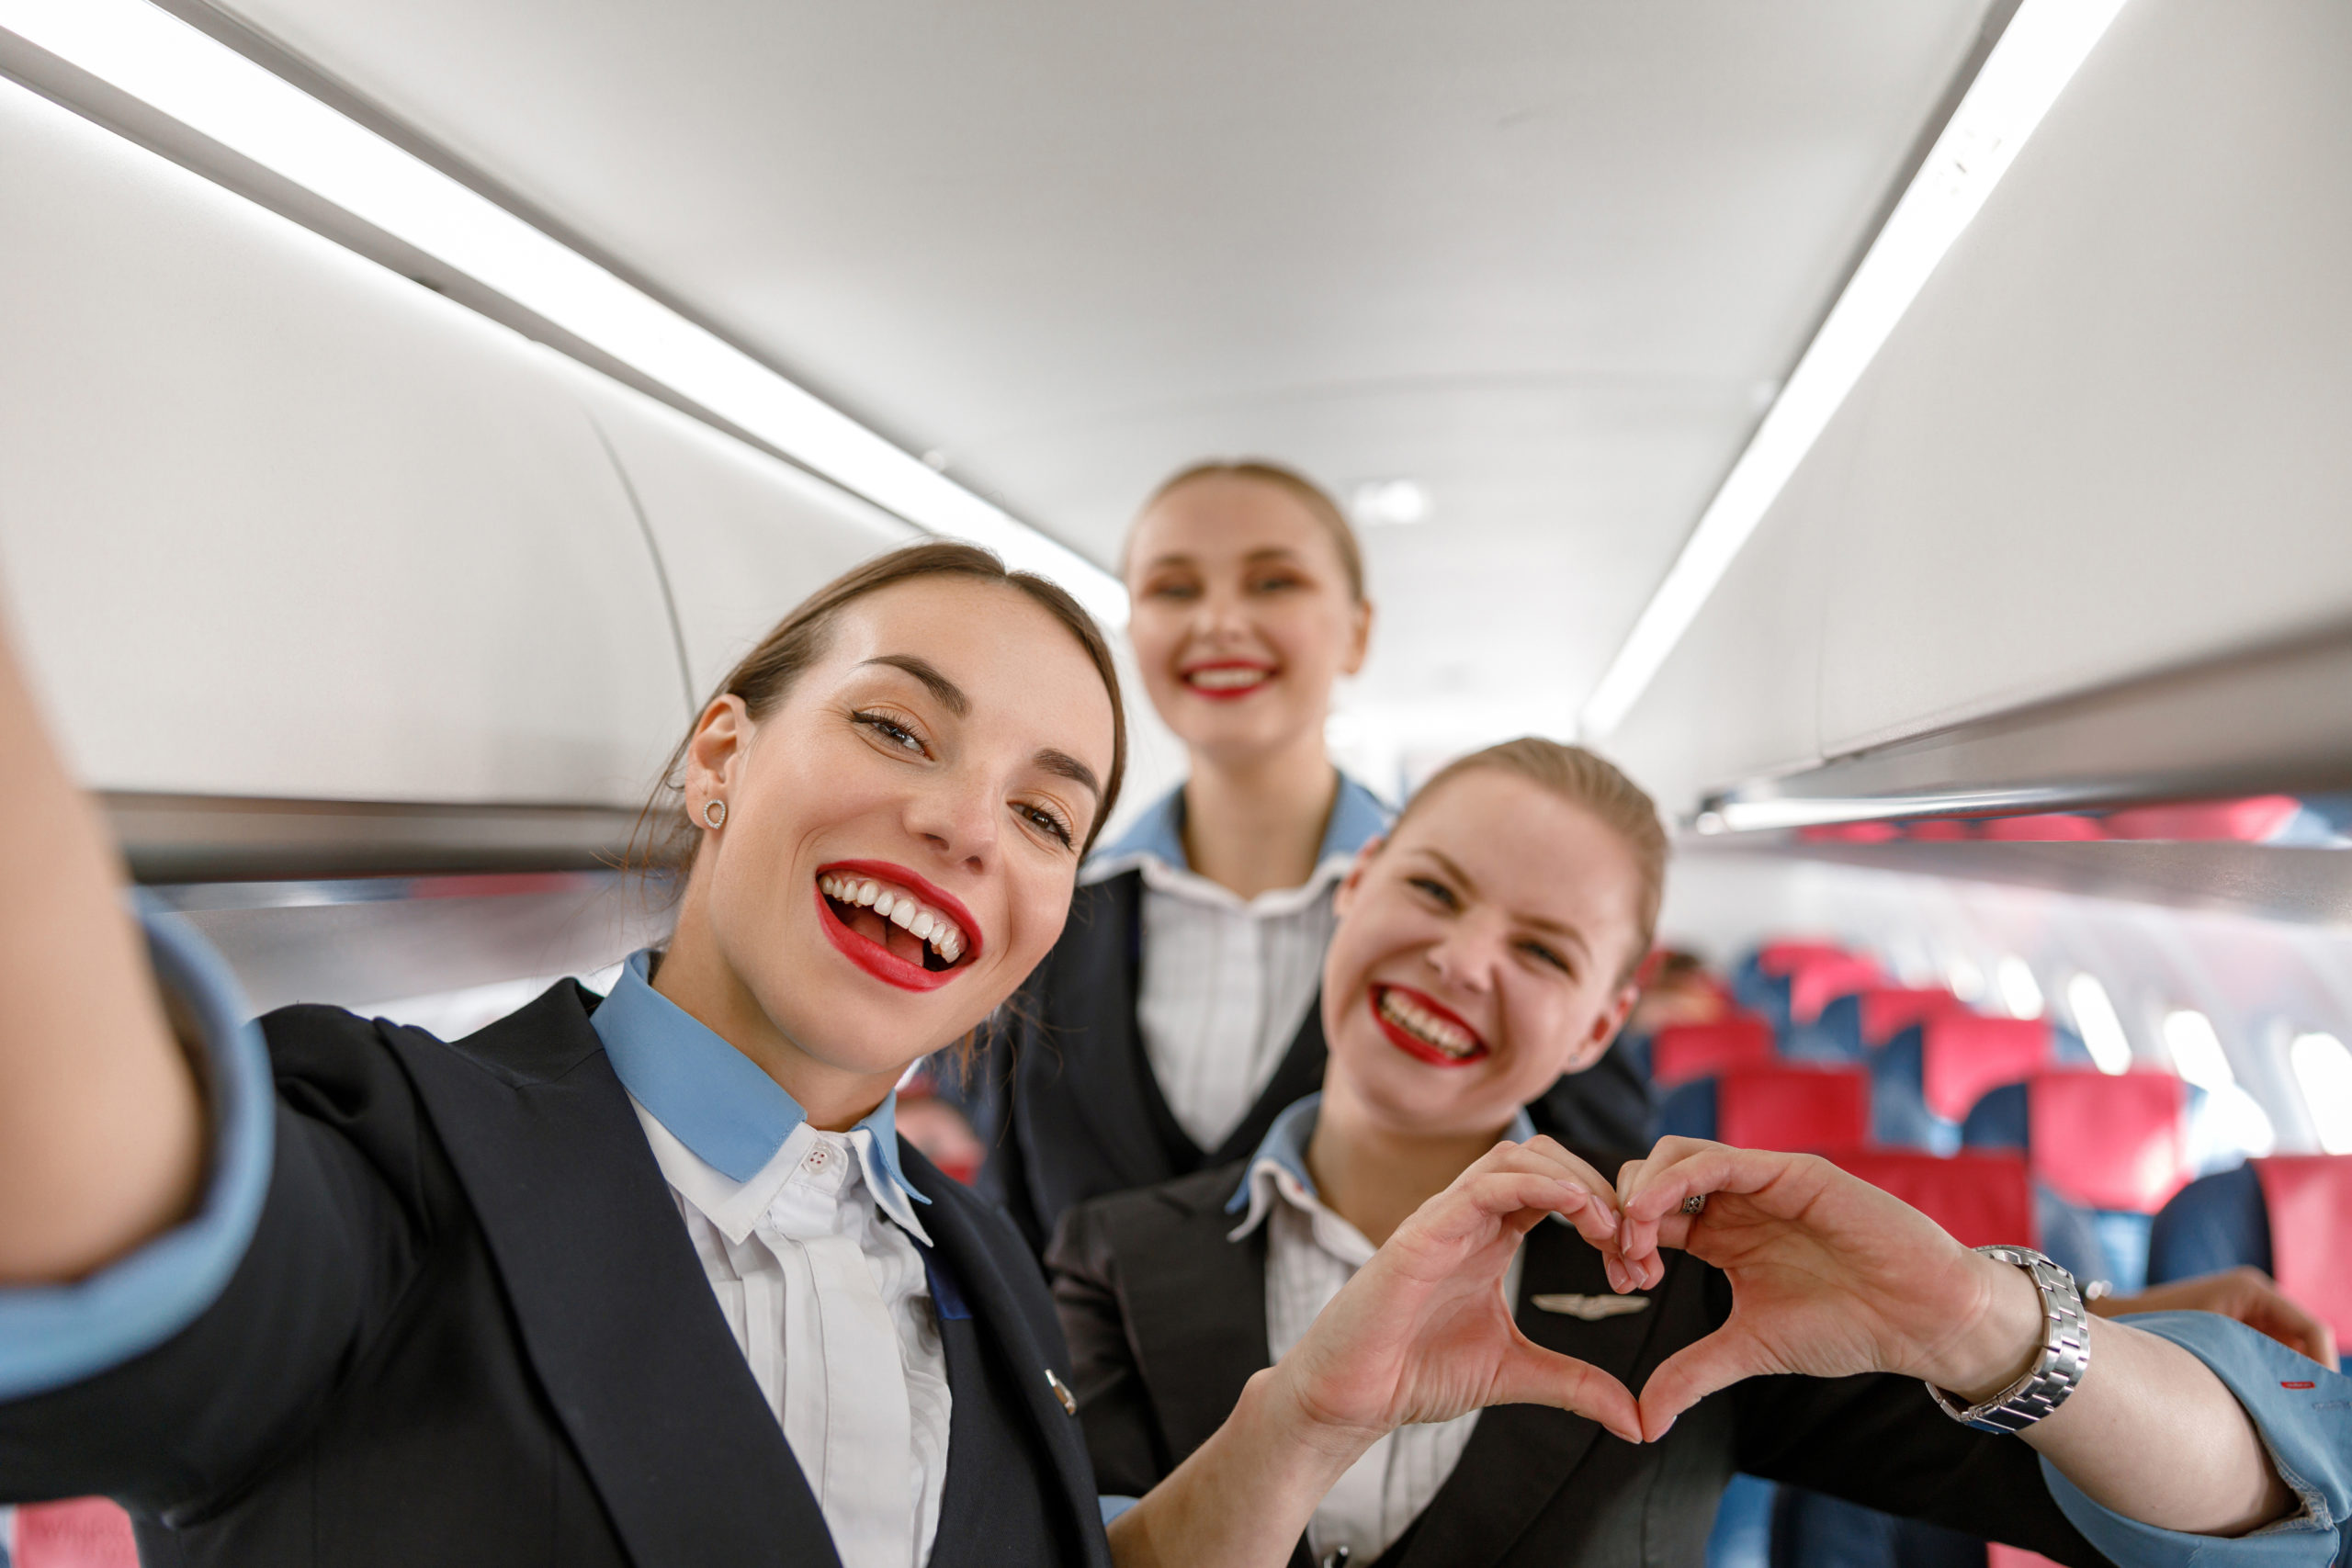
[
  {"left": 1426, "top": 910, "right": 1508, "bottom": 996},
  {"left": 903, "top": 766, "right": 999, "bottom": 874}
]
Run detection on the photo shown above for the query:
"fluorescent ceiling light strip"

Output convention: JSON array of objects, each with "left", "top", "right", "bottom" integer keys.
[
  {"left": 0, "top": 0, "right": 1127, "bottom": 627},
  {"left": 1577, "top": 0, "right": 2127, "bottom": 738}
]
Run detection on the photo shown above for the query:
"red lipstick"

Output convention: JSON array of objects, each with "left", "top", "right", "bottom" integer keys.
[
  {"left": 814, "top": 859, "right": 983, "bottom": 993},
  {"left": 1370, "top": 984, "right": 1489, "bottom": 1067}
]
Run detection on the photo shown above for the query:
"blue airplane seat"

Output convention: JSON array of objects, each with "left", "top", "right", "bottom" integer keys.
[
  {"left": 1657, "top": 1076, "right": 1719, "bottom": 1142},
  {"left": 1770, "top": 1487, "right": 1986, "bottom": 1568},
  {"left": 2145, "top": 1162, "right": 2270, "bottom": 1283},
  {"left": 1960, "top": 1082, "right": 2029, "bottom": 1150},
  {"left": 1867, "top": 1026, "right": 1947, "bottom": 1153},
  {"left": 1707, "top": 1473, "right": 1777, "bottom": 1568}
]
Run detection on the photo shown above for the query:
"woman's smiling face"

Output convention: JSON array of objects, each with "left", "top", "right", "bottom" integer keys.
[
  {"left": 1123, "top": 473, "right": 1369, "bottom": 767},
  {"left": 678, "top": 573, "right": 1117, "bottom": 1082},
  {"left": 1322, "top": 767, "right": 1646, "bottom": 1138}
]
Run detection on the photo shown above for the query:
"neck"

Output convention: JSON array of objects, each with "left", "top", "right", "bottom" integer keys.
[
  {"left": 1304, "top": 1077, "right": 1514, "bottom": 1247},
  {"left": 1181, "top": 735, "right": 1340, "bottom": 898},
  {"left": 652, "top": 897, "right": 900, "bottom": 1133}
]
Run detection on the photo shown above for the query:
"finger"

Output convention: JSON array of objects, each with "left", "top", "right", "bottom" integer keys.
[
  {"left": 1466, "top": 1142, "right": 1623, "bottom": 1233},
  {"left": 1487, "top": 1341, "right": 1642, "bottom": 1445},
  {"left": 1514, "top": 1134, "right": 1619, "bottom": 1205},
  {"left": 2246, "top": 1290, "right": 2339, "bottom": 1371},
  {"left": 1421, "top": 1171, "right": 1620, "bottom": 1258},
  {"left": 1617, "top": 1141, "right": 1812, "bottom": 1269},
  {"left": 1636, "top": 1325, "right": 1780, "bottom": 1442}
]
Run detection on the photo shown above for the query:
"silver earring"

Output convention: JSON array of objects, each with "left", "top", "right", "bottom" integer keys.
[{"left": 701, "top": 798, "right": 728, "bottom": 829}]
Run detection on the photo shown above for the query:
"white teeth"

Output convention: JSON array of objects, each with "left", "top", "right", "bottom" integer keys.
[
  {"left": 1381, "top": 990, "right": 1477, "bottom": 1058},
  {"left": 1188, "top": 666, "right": 1268, "bottom": 690},
  {"left": 820, "top": 873, "right": 969, "bottom": 964}
]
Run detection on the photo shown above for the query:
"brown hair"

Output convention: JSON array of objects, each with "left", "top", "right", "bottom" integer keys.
[
  {"left": 633, "top": 540, "right": 1128, "bottom": 879},
  {"left": 1130, "top": 459, "right": 1366, "bottom": 603},
  {"left": 1393, "top": 739, "right": 1668, "bottom": 985}
]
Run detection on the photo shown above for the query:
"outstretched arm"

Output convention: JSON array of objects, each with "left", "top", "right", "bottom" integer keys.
[
  {"left": 0, "top": 608, "right": 203, "bottom": 1282},
  {"left": 1108, "top": 1141, "right": 1639, "bottom": 1568},
  {"left": 1613, "top": 1138, "right": 2295, "bottom": 1539}
]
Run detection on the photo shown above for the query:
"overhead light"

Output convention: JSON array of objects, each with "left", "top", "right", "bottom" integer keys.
[
  {"left": 2063, "top": 973, "right": 2132, "bottom": 1074},
  {"left": 1578, "top": 0, "right": 2129, "bottom": 736},
  {"left": 0, "top": 0, "right": 1127, "bottom": 628},
  {"left": 1349, "top": 478, "right": 1430, "bottom": 527}
]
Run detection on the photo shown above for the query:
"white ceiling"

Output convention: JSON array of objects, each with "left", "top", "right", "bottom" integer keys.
[{"left": 211, "top": 0, "right": 1996, "bottom": 769}]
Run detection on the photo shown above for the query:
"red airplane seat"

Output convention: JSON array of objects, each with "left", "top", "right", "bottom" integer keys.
[
  {"left": 1824, "top": 1147, "right": 2034, "bottom": 1249},
  {"left": 2027, "top": 1070, "right": 2190, "bottom": 1213},
  {"left": 1758, "top": 941, "right": 1850, "bottom": 976},
  {"left": 1922, "top": 1015, "right": 2052, "bottom": 1123},
  {"left": 1858, "top": 987, "right": 1963, "bottom": 1050},
  {"left": 1649, "top": 1015, "right": 1775, "bottom": 1089},
  {"left": 1988, "top": 1548, "right": 2069, "bottom": 1568},
  {"left": 1716, "top": 1065, "right": 1871, "bottom": 1153},
  {"left": 2102, "top": 796, "right": 2301, "bottom": 843},
  {"left": 1978, "top": 813, "right": 2106, "bottom": 842},
  {"left": 2253, "top": 1155, "right": 2352, "bottom": 1347},
  {"left": 1902, "top": 818, "right": 1973, "bottom": 841},
  {"left": 15, "top": 1498, "right": 139, "bottom": 1568},
  {"left": 1787, "top": 953, "right": 1883, "bottom": 1027}
]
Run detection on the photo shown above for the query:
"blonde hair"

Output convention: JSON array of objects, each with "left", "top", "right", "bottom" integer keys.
[
  {"left": 1130, "top": 459, "right": 1366, "bottom": 603},
  {"left": 1395, "top": 739, "right": 1668, "bottom": 984}
]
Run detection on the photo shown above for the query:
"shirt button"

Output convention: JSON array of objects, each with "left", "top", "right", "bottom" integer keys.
[{"left": 803, "top": 1145, "right": 831, "bottom": 1172}]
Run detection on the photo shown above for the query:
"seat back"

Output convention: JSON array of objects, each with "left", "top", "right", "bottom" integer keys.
[
  {"left": 1825, "top": 1147, "right": 2034, "bottom": 1249},
  {"left": 2253, "top": 1155, "right": 2352, "bottom": 1346},
  {"left": 2027, "top": 1070, "right": 2190, "bottom": 1213},
  {"left": 1757, "top": 941, "right": 1850, "bottom": 976},
  {"left": 14, "top": 1498, "right": 139, "bottom": 1568},
  {"left": 1922, "top": 1015, "right": 2052, "bottom": 1123},
  {"left": 1716, "top": 1065, "right": 1871, "bottom": 1153},
  {"left": 1650, "top": 1015, "right": 1774, "bottom": 1089},
  {"left": 1787, "top": 953, "right": 1883, "bottom": 1027},
  {"left": 1859, "top": 987, "right": 1963, "bottom": 1049}
]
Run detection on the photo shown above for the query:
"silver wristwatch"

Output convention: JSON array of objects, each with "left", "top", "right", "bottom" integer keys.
[{"left": 1925, "top": 1245, "right": 2090, "bottom": 1435}]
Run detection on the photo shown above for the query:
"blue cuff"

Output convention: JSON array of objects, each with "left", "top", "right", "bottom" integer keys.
[
  {"left": 1098, "top": 1495, "right": 1139, "bottom": 1526},
  {"left": 0, "top": 901, "right": 274, "bottom": 1401},
  {"left": 2040, "top": 1312, "right": 2348, "bottom": 1566}
]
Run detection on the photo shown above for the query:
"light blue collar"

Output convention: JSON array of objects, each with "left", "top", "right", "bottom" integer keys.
[
  {"left": 591, "top": 950, "right": 926, "bottom": 1207},
  {"left": 1224, "top": 1092, "right": 1538, "bottom": 1215},
  {"left": 1095, "top": 773, "right": 1391, "bottom": 874}
]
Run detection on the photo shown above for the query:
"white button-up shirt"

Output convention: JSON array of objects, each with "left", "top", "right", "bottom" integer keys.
[
  {"left": 594, "top": 951, "right": 950, "bottom": 1568},
  {"left": 1086, "top": 778, "right": 1391, "bottom": 1154},
  {"left": 1227, "top": 1095, "right": 1532, "bottom": 1566}
]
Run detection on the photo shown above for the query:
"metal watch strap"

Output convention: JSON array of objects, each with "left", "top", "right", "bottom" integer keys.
[{"left": 1925, "top": 1245, "right": 2090, "bottom": 1435}]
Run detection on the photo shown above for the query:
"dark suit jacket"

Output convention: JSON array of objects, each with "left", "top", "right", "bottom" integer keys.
[
  {"left": 0, "top": 983, "right": 1109, "bottom": 1568},
  {"left": 973, "top": 869, "right": 1656, "bottom": 1256},
  {"left": 1047, "top": 1161, "right": 2114, "bottom": 1568}
]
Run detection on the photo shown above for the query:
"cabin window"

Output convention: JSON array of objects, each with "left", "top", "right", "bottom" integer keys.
[
  {"left": 2063, "top": 974, "right": 2132, "bottom": 1075},
  {"left": 2290, "top": 1032, "right": 2352, "bottom": 1154},
  {"left": 1995, "top": 956, "right": 2043, "bottom": 1020}
]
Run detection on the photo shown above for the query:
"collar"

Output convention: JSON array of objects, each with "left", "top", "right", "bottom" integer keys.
[
  {"left": 1082, "top": 773, "right": 1392, "bottom": 896},
  {"left": 591, "top": 950, "right": 930, "bottom": 1224},
  {"left": 1224, "top": 1092, "right": 1538, "bottom": 1246}
]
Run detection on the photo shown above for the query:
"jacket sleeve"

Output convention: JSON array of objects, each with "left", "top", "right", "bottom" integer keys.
[
  {"left": 0, "top": 915, "right": 442, "bottom": 1514},
  {"left": 1046, "top": 1200, "right": 1173, "bottom": 1499}
]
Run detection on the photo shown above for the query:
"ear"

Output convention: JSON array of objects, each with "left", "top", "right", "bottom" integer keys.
[
  {"left": 1330, "top": 834, "right": 1385, "bottom": 919},
  {"left": 682, "top": 694, "right": 753, "bottom": 818},
  {"left": 1340, "top": 597, "right": 1374, "bottom": 678},
  {"left": 1560, "top": 979, "right": 1642, "bottom": 1076}
]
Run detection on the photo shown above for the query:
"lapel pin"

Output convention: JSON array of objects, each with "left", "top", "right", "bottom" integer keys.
[
  {"left": 1046, "top": 1368, "right": 1078, "bottom": 1416},
  {"left": 1532, "top": 1292, "right": 1650, "bottom": 1321}
]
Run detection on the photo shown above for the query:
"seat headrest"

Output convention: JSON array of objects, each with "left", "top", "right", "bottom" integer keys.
[
  {"left": 2253, "top": 1155, "right": 2352, "bottom": 1347},
  {"left": 1923, "top": 1015, "right": 2052, "bottom": 1123},
  {"left": 2027, "top": 1070, "right": 2189, "bottom": 1213},
  {"left": 1788, "top": 953, "right": 1883, "bottom": 1026},
  {"left": 1716, "top": 1065, "right": 1871, "bottom": 1153},
  {"left": 1757, "top": 941, "right": 1852, "bottom": 976},
  {"left": 1859, "top": 987, "right": 1963, "bottom": 1049},
  {"left": 1649, "top": 1015, "right": 1775, "bottom": 1089},
  {"left": 1824, "top": 1147, "right": 2034, "bottom": 1249}
]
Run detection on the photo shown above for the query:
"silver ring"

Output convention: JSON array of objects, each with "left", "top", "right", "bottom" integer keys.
[{"left": 1680, "top": 1194, "right": 1708, "bottom": 1215}]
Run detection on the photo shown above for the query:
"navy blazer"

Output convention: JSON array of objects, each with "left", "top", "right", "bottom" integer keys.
[
  {"left": 0, "top": 983, "right": 1110, "bottom": 1568},
  {"left": 1048, "top": 1159, "right": 2113, "bottom": 1568},
  {"left": 970, "top": 868, "right": 1657, "bottom": 1256}
]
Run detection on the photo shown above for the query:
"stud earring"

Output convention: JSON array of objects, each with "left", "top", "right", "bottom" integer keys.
[{"left": 701, "top": 798, "right": 728, "bottom": 829}]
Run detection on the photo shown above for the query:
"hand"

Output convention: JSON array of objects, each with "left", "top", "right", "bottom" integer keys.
[
  {"left": 1267, "top": 1138, "right": 1643, "bottom": 1457},
  {"left": 2096, "top": 1266, "right": 2338, "bottom": 1371},
  {"left": 1613, "top": 1137, "right": 2046, "bottom": 1440}
]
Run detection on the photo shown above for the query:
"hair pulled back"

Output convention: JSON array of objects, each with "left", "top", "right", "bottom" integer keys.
[
  {"left": 633, "top": 540, "right": 1128, "bottom": 880},
  {"left": 1132, "top": 459, "right": 1366, "bottom": 604},
  {"left": 1394, "top": 739, "right": 1668, "bottom": 984}
]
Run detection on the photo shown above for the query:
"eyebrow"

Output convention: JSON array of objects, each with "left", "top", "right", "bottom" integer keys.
[
  {"left": 1035, "top": 748, "right": 1102, "bottom": 800},
  {"left": 861, "top": 654, "right": 967, "bottom": 716},
  {"left": 1137, "top": 546, "right": 1308, "bottom": 574},
  {"left": 1416, "top": 847, "right": 1592, "bottom": 955}
]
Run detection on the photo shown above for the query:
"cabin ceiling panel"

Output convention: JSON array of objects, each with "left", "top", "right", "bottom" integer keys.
[{"left": 200, "top": 0, "right": 1994, "bottom": 746}]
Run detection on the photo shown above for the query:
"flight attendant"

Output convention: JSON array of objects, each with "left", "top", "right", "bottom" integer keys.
[
  {"left": 0, "top": 543, "right": 1647, "bottom": 1568},
  {"left": 1051, "top": 739, "right": 2350, "bottom": 1568},
  {"left": 977, "top": 462, "right": 1651, "bottom": 1253}
]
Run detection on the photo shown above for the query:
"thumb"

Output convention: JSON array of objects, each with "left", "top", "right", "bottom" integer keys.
[
  {"left": 1636, "top": 1325, "right": 1777, "bottom": 1442},
  {"left": 1488, "top": 1342, "right": 1643, "bottom": 1445}
]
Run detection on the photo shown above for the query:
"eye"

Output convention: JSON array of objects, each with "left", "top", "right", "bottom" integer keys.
[
  {"left": 1407, "top": 875, "right": 1460, "bottom": 910},
  {"left": 852, "top": 710, "right": 928, "bottom": 755},
  {"left": 1521, "top": 941, "right": 1575, "bottom": 977},
  {"left": 1015, "top": 800, "right": 1075, "bottom": 849},
  {"left": 1249, "top": 572, "right": 1304, "bottom": 594},
  {"left": 1146, "top": 579, "right": 1200, "bottom": 601}
]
